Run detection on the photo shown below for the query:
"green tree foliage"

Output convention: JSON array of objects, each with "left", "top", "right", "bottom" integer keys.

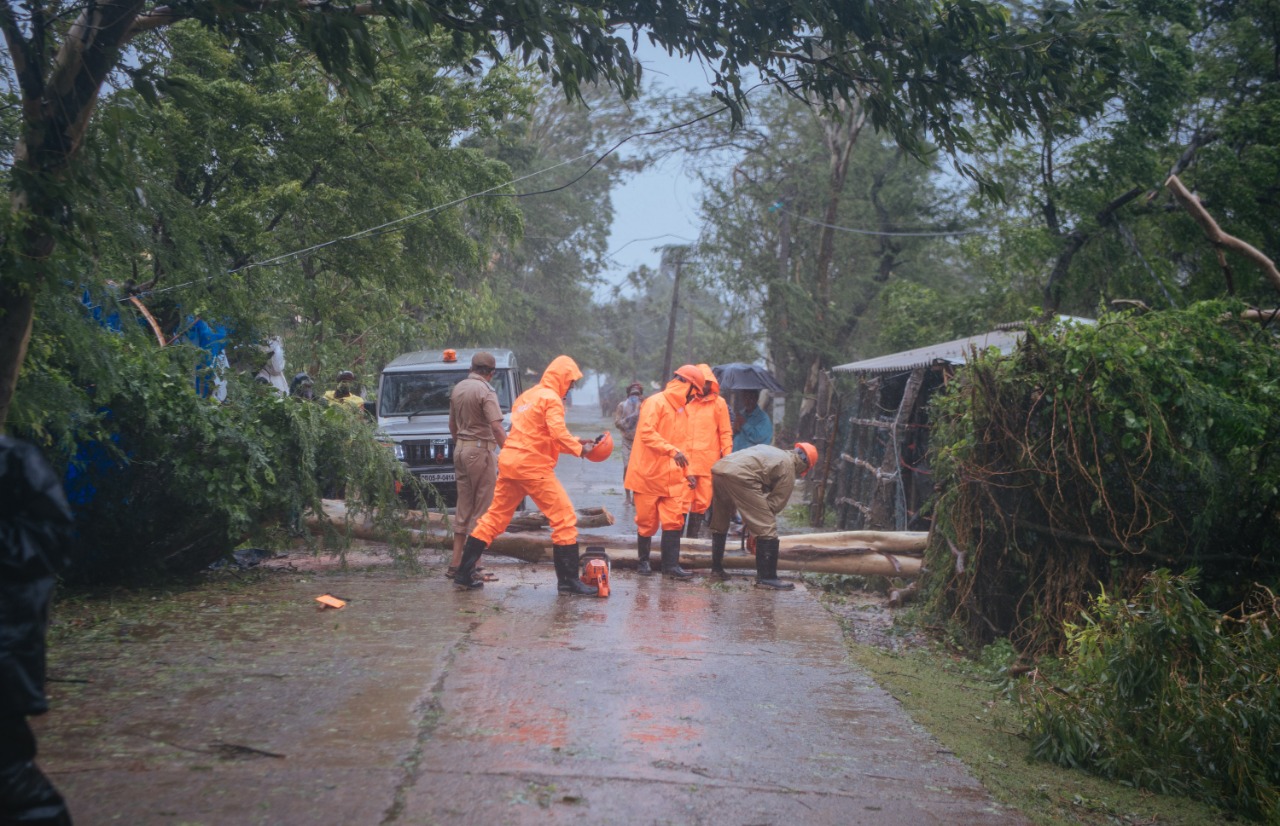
[
  {"left": 7, "top": 27, "right": 531, "bottom": 580},
  {"left": 926, "top": 302, "right": 1280, "bottom": 652},
  {"left": 1, "top": 0, "right": 1134, "bottom": 430},
  {"left": 75, "top": 24, "right": 527, "bottom": 385},
  {"left": 591, "top": 259, "right": 759, "bottom": 399},
  {"left": 688, "top": 92, "right": 964, "bottom": 440},
  {"left": 1026, "top": 571, "right": 1280, "bottom": 821},
  {"left": 452, "top": 80, "right": 642, "bottom": 373},
  {"left": 27, "top": 290, "right": 412, "bottom": 582},
  {"left": 963, "top": 0, "right": 1280, "bottom": 316}
]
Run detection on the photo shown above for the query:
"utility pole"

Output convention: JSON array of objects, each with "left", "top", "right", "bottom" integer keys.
[{"left": 660, "top": 247, "right": 686, "bottom": 385}]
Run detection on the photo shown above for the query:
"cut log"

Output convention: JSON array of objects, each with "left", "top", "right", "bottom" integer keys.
[
  {"left": 306, "top": 502, "right": 924, "bottom": 577},
  {"left": 505, "top": 543, "right": 922, "bottom": 578},
  {"left": 506, "top": 507, "right": 615, "bottom": 532},
  {"left": 310, "top": 500, "right": 613, "bottom": 539}
]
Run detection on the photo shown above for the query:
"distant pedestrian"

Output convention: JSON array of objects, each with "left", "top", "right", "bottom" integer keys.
[
  {"left": 707, "top": 443, "right": 817, "bottom": 589},
  {"left": 613, "top": 382, "right": 644, "bottom": 505},
  {"left": 255, "top": 336, "right": 289, "bottom": 396},
  {"left": 289, "top": 373, "right": 315, "bottom": 400},
  {"left": 684, "top": 364, "right": 732, "bottom": 538},
  {"left": 454, "top": 356, "right": 601, "bottom": 596},
  {"left": 0, "top": 437, "right": 75, "bottom": 825},
  {"left": 731, "top": 389, "right": 772, "bottom": 451},
  {"left": 447, "top": 352, "right": 507, "bottom": 584},
  {"left": 624, "top": 365, "right": 703, "bottom": 578},
  {"left": 324, "top": 370, "right": 365, "bottom": 411}
]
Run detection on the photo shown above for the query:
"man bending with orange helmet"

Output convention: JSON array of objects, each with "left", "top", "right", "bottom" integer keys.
[
  {"left": 454, "top": 355, "right": 604, "bottom": 596},
  {"left": 707, "top": 442, "right": 818, "bottom": 589},
  {"left": 624, "top": 365, "right": 704, "bottom": 578}
]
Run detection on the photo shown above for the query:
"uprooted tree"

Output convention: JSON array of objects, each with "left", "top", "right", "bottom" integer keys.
[
  {"left": 925, "top": 302, "right": 1280, "bottom": 654},
  {"left": 1, "top": 0, "right": 1128, "bottom": 432}
]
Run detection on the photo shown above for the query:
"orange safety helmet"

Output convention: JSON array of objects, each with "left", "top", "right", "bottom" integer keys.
[
  {"left": 795, "top": 442, "right": 818, "bottom": 476},
  {"left": 585, "top": 431, "right": 614, "bottom": 462},
  {"left": 673, "top": 364, "right": 705, "bottom": 395}
]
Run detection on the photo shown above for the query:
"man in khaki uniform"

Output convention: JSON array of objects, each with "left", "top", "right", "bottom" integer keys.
[
  {"left": 707, "top": 442, "right": 817, "bottom": 590},
  {"left": 447, "top": 352, "right": 507, "bottom": 581}
]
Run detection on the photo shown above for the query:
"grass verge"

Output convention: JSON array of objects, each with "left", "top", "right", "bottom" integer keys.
[{"left": 830, "top": 605, "right": 1234, "bottom": 825}]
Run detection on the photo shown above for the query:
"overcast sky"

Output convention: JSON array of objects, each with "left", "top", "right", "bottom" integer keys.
[{"left": 596, "top": 46, "right": 724, "bottom": 297}]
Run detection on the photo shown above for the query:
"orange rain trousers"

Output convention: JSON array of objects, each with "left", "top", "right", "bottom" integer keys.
[
  {"left": 472, "top": 474, "right": 578, "bottom": 546},
  {"left": 634, "top": 491, "right": 687, "bottom": 537},
  {"left": 471, "top": 354, "right": 585, "bottom": 546},
  {"left": 684, "top": 474, "right": 713, "bottom": 514}
]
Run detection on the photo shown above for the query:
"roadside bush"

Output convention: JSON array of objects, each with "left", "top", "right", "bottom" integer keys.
[
  {"left": 925, "top": 301, "right": 1280, "bottom": 651},
  {"left": 15, "top": 299, "right": 411, "bottom": 584},
  {"left": 1025, "top": 570, "right": 1280, "bottom": 821}
]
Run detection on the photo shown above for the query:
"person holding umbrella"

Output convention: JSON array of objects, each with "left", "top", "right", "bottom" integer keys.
[
  {"left": 712, "top": 363, "right": 782, "bottom": 451},
  {"left": 731, "top": 389, "right": 773, "bottom": 451}
]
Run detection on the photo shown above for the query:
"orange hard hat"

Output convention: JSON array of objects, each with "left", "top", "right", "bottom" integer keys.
[
  {"left": 585, "top": 432, "right": 614, "bottom": 462},
  {"left": 673, "top": 364, "right": 705, "bottom": 395},
  {"left": 795, "top": 442, "right": 818, "bottom": 476}
]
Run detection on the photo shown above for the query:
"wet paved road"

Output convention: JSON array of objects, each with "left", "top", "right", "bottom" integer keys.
[{"left": 38, "top": 404, "right": 1024, "bottom": 824}]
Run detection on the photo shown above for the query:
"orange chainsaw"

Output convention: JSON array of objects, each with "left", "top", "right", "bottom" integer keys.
[{"left": 580, "top": 546, "right": 610, "bottom": 598}]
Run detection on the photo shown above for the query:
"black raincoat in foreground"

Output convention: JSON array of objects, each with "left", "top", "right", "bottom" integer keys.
[{"left": 1, "top": 436, "right": 74, "bottom": 825}]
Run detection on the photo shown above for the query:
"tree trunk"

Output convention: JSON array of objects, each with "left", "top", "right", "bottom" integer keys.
[{"left": 0, "top": 0, "right": 147, "bottom": 430}]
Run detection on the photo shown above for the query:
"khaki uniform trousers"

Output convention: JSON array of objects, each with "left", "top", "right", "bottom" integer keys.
[
  {"left": 454, "top": 440, "right": 497, "bottom": 536},
  {"left": 708, "top": 469, "right": 781, "bottom": 540}
]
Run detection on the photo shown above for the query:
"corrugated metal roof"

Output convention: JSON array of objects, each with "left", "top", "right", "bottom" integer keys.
[{"left": 833, "top": 330, "right": 1026, "bottom": 375}]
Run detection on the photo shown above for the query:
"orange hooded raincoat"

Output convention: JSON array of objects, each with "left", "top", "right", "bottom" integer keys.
[
  {"left": 624, "top": 376, "right": 695, "bottom": 536},
  {"left": 472, "top": 355, "right": 586, "bottom": 545},
  {"left": 685, "top": 364, "right": 733, "bottom": 514}
]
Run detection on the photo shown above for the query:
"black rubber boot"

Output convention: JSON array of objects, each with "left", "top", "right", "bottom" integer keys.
[
  {"left": 660, "top": 529, "right": 693, "bottom": 579},
  {"left": 754, "top": 536, "right": 794, "bottom": 590},
  {"left": 554, "top": 544, "right": 599, "bottom": 596},
  {"left": 0, "top": 760, "right": 73, "bottom": 826},
  {"left": 453, "top": 535, "right": 487, "bottom": 589},
  {"left": 709, "top": 532, "right": 729, "bottom": 579},
  {"left": 685, "top": 512, "right": 704, "bottom": 539},
  {"left": 636, "top": 535, "right": 654, "bottom": 575}
]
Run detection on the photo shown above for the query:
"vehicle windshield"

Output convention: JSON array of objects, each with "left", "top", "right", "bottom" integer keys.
[{"left": 379, "top": 370, "right": 513, "bottom": 417}]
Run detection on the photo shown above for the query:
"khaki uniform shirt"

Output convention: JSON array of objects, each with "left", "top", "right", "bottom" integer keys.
[
  {"left": 707, "top": 444, "right": 808, "bottom": 539},
  {"left": 450, "top": 374, "right": 502, "bottom": 443}
]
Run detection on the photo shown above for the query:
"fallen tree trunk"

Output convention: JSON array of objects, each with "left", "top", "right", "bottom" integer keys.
[
  {"left": 507, "top": 506, "right": 615, "bottom": 531},
  {"left": 491, "top": 541, "right": 921, "bottom": 578},
  {"left": 311, "top": 500, "right": 613, "bottom": 538},
  {"left": 308, "top": 503, "right": 924, "bottom": 577}
]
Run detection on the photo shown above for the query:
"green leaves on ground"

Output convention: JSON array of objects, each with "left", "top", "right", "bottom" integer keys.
[{"left": 1026, "top": 570, "right": 1280, "bottom": 821}]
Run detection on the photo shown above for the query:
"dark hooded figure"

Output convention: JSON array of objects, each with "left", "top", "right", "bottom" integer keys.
[
  {"left": 0, "top": 437, "right": 74, "bottom": 825},
  {"left": 289, "top": 372, "right": 315, "bottom": 400}
]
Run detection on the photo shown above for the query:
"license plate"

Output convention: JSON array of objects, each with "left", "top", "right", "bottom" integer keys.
[{"left": 417, "top": 471, "right": 456, "bottom": 483}]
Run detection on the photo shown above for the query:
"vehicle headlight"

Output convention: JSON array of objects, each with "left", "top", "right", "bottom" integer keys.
[{"left": 378, "top": 440, "right": 405, "bottom": 461}]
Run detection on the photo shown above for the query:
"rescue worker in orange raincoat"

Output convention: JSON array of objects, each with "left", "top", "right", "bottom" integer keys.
[
  {"left": 684, "top": 364, "right": 733, "bottom": 538},
  {"left": 624, "top": 365, "right": 704, "bottom": 578},
  {"left": 707, "top": 442, "right": 818, "bottom": 589},
  {"left": 454, "top": 355, "right": 601, "bottom": 596}
]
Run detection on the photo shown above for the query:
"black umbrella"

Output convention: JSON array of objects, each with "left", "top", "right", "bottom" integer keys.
[{"left": 712, "top": 362, "right": 785, "bottom": 394}]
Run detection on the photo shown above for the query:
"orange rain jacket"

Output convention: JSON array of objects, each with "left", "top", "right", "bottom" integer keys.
[
  {"left": 688, "top": 364, "right": 733, "bottom": 476},
  {"left": 497, "top": 355, "right": 584, "bottom": 480},
  {"left": 623, "top": 377, "right": 693, "bottom": 497}
]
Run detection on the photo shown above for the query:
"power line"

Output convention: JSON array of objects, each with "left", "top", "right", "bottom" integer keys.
[
  {"left": 136, "top": 93, "right": 755, "bottom": 300},
  {"left": 777, "top": 206, "right": 994, "bottom": 238}
]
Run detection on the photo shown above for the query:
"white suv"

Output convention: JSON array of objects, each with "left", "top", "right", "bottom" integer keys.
[{"left": 374, "top": 348, "right": 522, "bottom": 505}]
